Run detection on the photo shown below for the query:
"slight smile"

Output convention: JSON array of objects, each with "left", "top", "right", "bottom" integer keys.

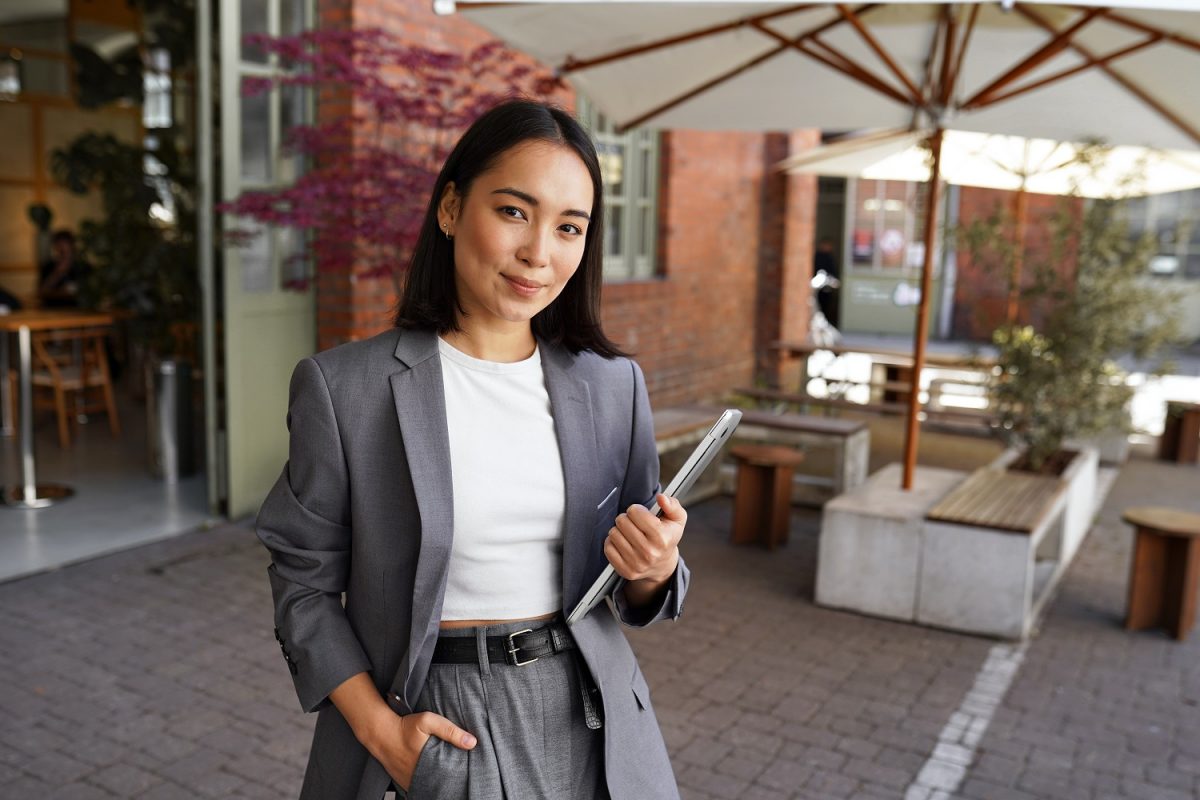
[{"left": 502, "top": 274, "right": 543, "bottom": 297}]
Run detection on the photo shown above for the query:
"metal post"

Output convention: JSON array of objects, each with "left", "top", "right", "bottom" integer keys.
[
  {"left": 2, "top": 324, "right": 73, "bottom": 508},
  {"left": 0, "top": 330, "right": 11, "bottom": 436}
]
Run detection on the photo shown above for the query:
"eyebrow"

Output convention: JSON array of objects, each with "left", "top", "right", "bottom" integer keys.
[{"left": 492, "top": 187, "right": 591, "bottom": 221}]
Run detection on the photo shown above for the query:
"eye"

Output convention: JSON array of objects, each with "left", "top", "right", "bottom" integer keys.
[
  {"left": 560, "top": 223, "right": 584, "bottom": 236},
  {"left": 499, "top": 205, "right": 527, "bottom": 220}
]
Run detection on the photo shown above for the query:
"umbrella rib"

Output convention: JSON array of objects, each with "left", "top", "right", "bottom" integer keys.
[
  {"left": 945, "top": 3, "right": 980, "bottom": 108},
  {"left": 616, "top": 44, "right": 788, "bottom": 131},
  {"left": 1101, "top": 9, "right": 1200, "bottom": 55},
  {"left": 557, "top": 3, "right": 825, "bottom": 75},
  {"left": 835, "top": 3, "right": 925, "bottom": 104},
  {"left": 754, "top": 23, "right": 913, "bottom": 106},
  {"left": 970, "top": 35, "right": 1164, "bottom": 111},
  {"left": 919, "top": 7, "right": 947, "bottom": 111},
  {"left": 961, "top": 5, "right": 1106, "bottom": 110},
  {"left": 935, "top": 6, "right": 957, "bottom": 108},
  {"left": 1017, "top": 5, "right": 1200, "bottom": 148}
]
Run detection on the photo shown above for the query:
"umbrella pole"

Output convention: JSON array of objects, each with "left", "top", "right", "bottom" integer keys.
[
  {"left": 902, "top": 127, "right": 945, "bottom": 490},
  {"left": 1006, "top": 187, "right": 1028, "bottom": 324}
]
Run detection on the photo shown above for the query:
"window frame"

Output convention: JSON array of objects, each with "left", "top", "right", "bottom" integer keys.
[{"left": 577, "top": 97, "right": 661, "bottom": 283}]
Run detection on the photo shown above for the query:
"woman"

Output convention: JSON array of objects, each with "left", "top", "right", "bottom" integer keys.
[{"left": 257, "top": 99, "right": 690, "bottom": 800}]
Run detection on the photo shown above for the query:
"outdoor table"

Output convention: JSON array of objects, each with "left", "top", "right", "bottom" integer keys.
[
  {"left": 0, "top": 309, "right": 117, "bottom": 508},
  {"left": 771, "top": 339, "right": 996, "bottom": 394},
  {"left": 1122, "top": 506, "right": 1200, "bottom": 641}
]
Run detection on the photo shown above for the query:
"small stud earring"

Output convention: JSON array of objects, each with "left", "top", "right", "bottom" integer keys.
[{"left": 442, "top": 223, "right": 452, "bottom": 241}]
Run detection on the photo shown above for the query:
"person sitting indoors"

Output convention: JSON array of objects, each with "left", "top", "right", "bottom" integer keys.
[{"left": 38, "top": 230, "right": 93, "bottom": 309}]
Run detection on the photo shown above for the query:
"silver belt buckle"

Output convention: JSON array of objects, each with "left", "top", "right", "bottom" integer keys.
[{"left": 506, "top": 628, "right": 538, "bottom": 666}]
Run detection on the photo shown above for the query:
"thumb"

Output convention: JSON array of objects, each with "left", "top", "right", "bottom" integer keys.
[
  {"left": 657, "top": 493, "right": 687, "bottom": 523},
  {"left": 417, "top": 712, "right": 477, "bottom": 750}
]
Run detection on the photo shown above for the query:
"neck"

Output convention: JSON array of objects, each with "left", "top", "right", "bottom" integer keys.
[{"left": 442, "top": 320, "right": 536, "bottom": 363}]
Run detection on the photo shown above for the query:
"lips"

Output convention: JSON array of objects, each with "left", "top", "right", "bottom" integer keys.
[{"left": 502, "top": 274, "right": 542, "bottom": 296}]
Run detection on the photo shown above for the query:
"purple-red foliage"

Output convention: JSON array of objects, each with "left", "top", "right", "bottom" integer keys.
[{"left": 220, "top": 28, "right": 560, "bottom": 281}]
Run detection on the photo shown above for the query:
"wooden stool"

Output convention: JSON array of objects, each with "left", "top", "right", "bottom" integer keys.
[
  {"left": 1159, "top": 402, "right": 1200, "bottom": 464},
  {"left": 1122, "top": 506, "right": 1200, "bottom": 641},
  {"left": 730, "top": 444, "right": 804, "bottom": 549}
]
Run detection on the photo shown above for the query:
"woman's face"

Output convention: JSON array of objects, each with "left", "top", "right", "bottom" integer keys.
[{"left": 439, "top": 141, "right": 594, "bottom": 335}]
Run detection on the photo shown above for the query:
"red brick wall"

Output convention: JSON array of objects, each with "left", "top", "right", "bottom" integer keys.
[
  {"left": 315, "top": 0, "right": 821, "bottom": 408},
  {"left": 601, "top": 130, "right": 771, "bottom": 406},
  {"left": 952, "top": 187, "right": 1082, "bottom": 341}
]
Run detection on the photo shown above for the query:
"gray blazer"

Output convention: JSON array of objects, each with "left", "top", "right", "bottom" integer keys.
[{"left": 257, "top": 328, "right": 689, "bottom": 800}]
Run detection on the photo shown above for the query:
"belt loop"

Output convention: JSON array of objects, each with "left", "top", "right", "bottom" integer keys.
[{"left": 476, "top": 624, "right": 492, "bottom": 678}]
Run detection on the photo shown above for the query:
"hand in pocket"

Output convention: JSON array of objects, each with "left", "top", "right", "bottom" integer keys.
[{"left": 375, "top": 711, "right": 477, "bottom": 791}]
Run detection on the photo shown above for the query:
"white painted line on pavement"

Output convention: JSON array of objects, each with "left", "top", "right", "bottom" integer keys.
[{"left": 903, "top": 640, "right": 1030, "bottom": 800}]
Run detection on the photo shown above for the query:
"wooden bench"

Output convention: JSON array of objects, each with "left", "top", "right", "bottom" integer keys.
[
  {"left": 733, "top": 385, "right": 997, "bottom": 430},
  {"left": 731, "top": 408, "right": 869, "bottom": 502},
  {"left": 651, "top": 407, "right": 723, "bottom": 505},
  {"left": 919, "top": 466, "right": 1072, "bottom": 638},
  {"left": 926, "top": 468, "right": 1066, "bottom": 534}
]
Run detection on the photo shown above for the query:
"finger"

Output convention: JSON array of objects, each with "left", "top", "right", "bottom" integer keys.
[
  {"left": 623, "top": 505, "right": 675, "bottom": 551},
  {"left": 657, "top": 493, "right": 688, "bottom": 525},
  {"left": 606, "top": 524, "right": 640, "bottom": 567},
  {"left": 414, "top": 712, "right": 477, "bottom": 749},
  {"left": 603, "top": 534, "right": 634, "bottom": 578}
]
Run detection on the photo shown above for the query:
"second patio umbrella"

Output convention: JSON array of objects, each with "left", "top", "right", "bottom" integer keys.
[{"left": 779, "top": 127, "right": 1200, "bottom": 322}]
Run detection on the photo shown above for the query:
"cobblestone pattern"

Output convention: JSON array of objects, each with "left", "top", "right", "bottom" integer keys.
[{"left": 1, "top": 457, "right": 1197, "bottom": 799}]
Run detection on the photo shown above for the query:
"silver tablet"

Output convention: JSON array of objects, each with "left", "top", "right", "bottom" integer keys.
[{"left": 565, "top": 409, "right": 742, "bottom": 626}]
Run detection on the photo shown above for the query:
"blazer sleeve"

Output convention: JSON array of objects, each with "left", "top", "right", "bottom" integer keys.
[
  {"left": 256, "top": 357, "right": 372, "bottom": 712},
  {"left": 612, "top": 358, "right": 691, "bottom": 627}
]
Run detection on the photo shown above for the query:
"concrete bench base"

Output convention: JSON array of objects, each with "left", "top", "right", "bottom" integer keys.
[{"left": 817, "top": 449, "right": 1099, "bottom": 639}]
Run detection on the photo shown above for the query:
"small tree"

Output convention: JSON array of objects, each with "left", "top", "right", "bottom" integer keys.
[
  {"left": 219, "top": 29, "right": 561, "bottom": 284},
  {"left": 966, "top": 194, "right": 1183, "bottom": 471}
]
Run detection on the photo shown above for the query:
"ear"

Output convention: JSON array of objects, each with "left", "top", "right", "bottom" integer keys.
[{"left": 437, "top": 182, "right": 461, "bottom": 235}]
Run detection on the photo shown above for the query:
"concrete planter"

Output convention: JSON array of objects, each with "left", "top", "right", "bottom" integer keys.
[
  {"left": 988, "top": 446, "right": 1099, "bottom": 566},
  {"left": 816, "top": 446, "right": 1100, "bottom": 640}
]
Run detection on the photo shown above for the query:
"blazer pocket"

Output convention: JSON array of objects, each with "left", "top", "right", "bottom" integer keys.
[
  {"left": 596, "top": 485, "right": 619, "bottom": 511},
  {"left": 593, "top": 486, "right": 620, "bottom": 532}
]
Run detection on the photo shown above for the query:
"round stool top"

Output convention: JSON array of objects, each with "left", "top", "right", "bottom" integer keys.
[
  {"left": 730, "top": 444, "right": 804, "bottom": 468},
  {"left": 1121, "top": 506, "right": 1200, "bottom": 538}
]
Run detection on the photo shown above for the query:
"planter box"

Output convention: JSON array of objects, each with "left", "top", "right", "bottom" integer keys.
[
  {"left": 816, "top": 464, "right": 967, "bottom": 622},
  {"left": 815, "top": 446, "right": 1100, "bottom": 640},
  {"left": 988, "top": 446, "right": 1099, "bottom": 566}
]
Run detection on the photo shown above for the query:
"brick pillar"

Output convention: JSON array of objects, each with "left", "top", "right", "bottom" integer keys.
[{"left": 756, "top": 129, "right": 820, "bottom": 390}]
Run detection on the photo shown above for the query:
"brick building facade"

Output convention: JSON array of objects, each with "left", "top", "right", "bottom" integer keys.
[
  {"left": 952, "top": 186, "right": 1083, "bottom": 341},
  {"left": 313, "top": 0, "right": 819, "bottom": 408}
]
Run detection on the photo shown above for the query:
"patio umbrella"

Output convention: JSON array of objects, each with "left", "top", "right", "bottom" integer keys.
[
  {"left": 779, "top": 127, "right": 1200, "bottom": 322},
  {"left": 443, "top": 0, "right": 1200, "bottom": 489}
]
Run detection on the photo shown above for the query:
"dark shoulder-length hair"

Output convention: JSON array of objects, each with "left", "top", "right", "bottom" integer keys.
[{"left": 394, "top": 99, "right": 627, "bottom": 358}]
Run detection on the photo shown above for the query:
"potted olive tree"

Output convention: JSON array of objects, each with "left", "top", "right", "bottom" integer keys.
[{"left": 959, "top": 190, "right": 1182, "bottom": 559}]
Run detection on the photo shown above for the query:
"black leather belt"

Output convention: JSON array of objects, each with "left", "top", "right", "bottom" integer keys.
[{"left": 432, "top": 622, "right": 575, "bottom": 667}]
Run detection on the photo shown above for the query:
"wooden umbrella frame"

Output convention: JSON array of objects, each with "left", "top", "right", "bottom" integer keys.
[{"left": 529, "top": 1, "right": 1200, "bottom": 489}]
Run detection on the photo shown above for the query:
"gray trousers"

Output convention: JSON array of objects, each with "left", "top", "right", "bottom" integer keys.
[{"left": 396, "top": 620, "right": 608, "bottom": 800}]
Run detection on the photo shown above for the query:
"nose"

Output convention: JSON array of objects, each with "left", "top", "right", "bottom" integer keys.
[{"left": 517, "top": 225, "right": 551, "bottom": 269}]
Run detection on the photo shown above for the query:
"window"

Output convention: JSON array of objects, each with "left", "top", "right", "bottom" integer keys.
[
  {"left": 1122, "top": 189, "right": 1200, "bottom": 280},
  {"left": 846, "top": 178, "right": 941, "bottom": 274},
  {"left": 578, "top": 98, "right": 660, "bottom": 281},
  {"left": 232, "top": 0, "right": 314, "bottom": 291}
]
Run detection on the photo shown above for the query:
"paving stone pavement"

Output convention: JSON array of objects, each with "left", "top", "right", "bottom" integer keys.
[{"left": 2, "top": 455, "right": 1197, "bottom": 799}]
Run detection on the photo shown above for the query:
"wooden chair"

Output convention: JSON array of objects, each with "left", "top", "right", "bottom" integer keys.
[{"left": 6, "top": 327, "right": 121, "bottom": 447}]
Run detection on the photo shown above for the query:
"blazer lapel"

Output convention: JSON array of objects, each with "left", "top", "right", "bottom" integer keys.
[
  {"left": 389, "top": 329, "right": 454, "bottom": 708},
  {"left": 541, "top": 343, "right": 600, "bottom": 612}
]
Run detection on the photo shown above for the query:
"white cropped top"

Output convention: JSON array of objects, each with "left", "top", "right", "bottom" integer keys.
[{"left": 437, "top": 337, "right": 565, "bottom": 621}]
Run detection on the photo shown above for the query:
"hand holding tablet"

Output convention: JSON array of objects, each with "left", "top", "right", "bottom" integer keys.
[{"left": 566, "top": 409, "right": 742, "bottom": 625}]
